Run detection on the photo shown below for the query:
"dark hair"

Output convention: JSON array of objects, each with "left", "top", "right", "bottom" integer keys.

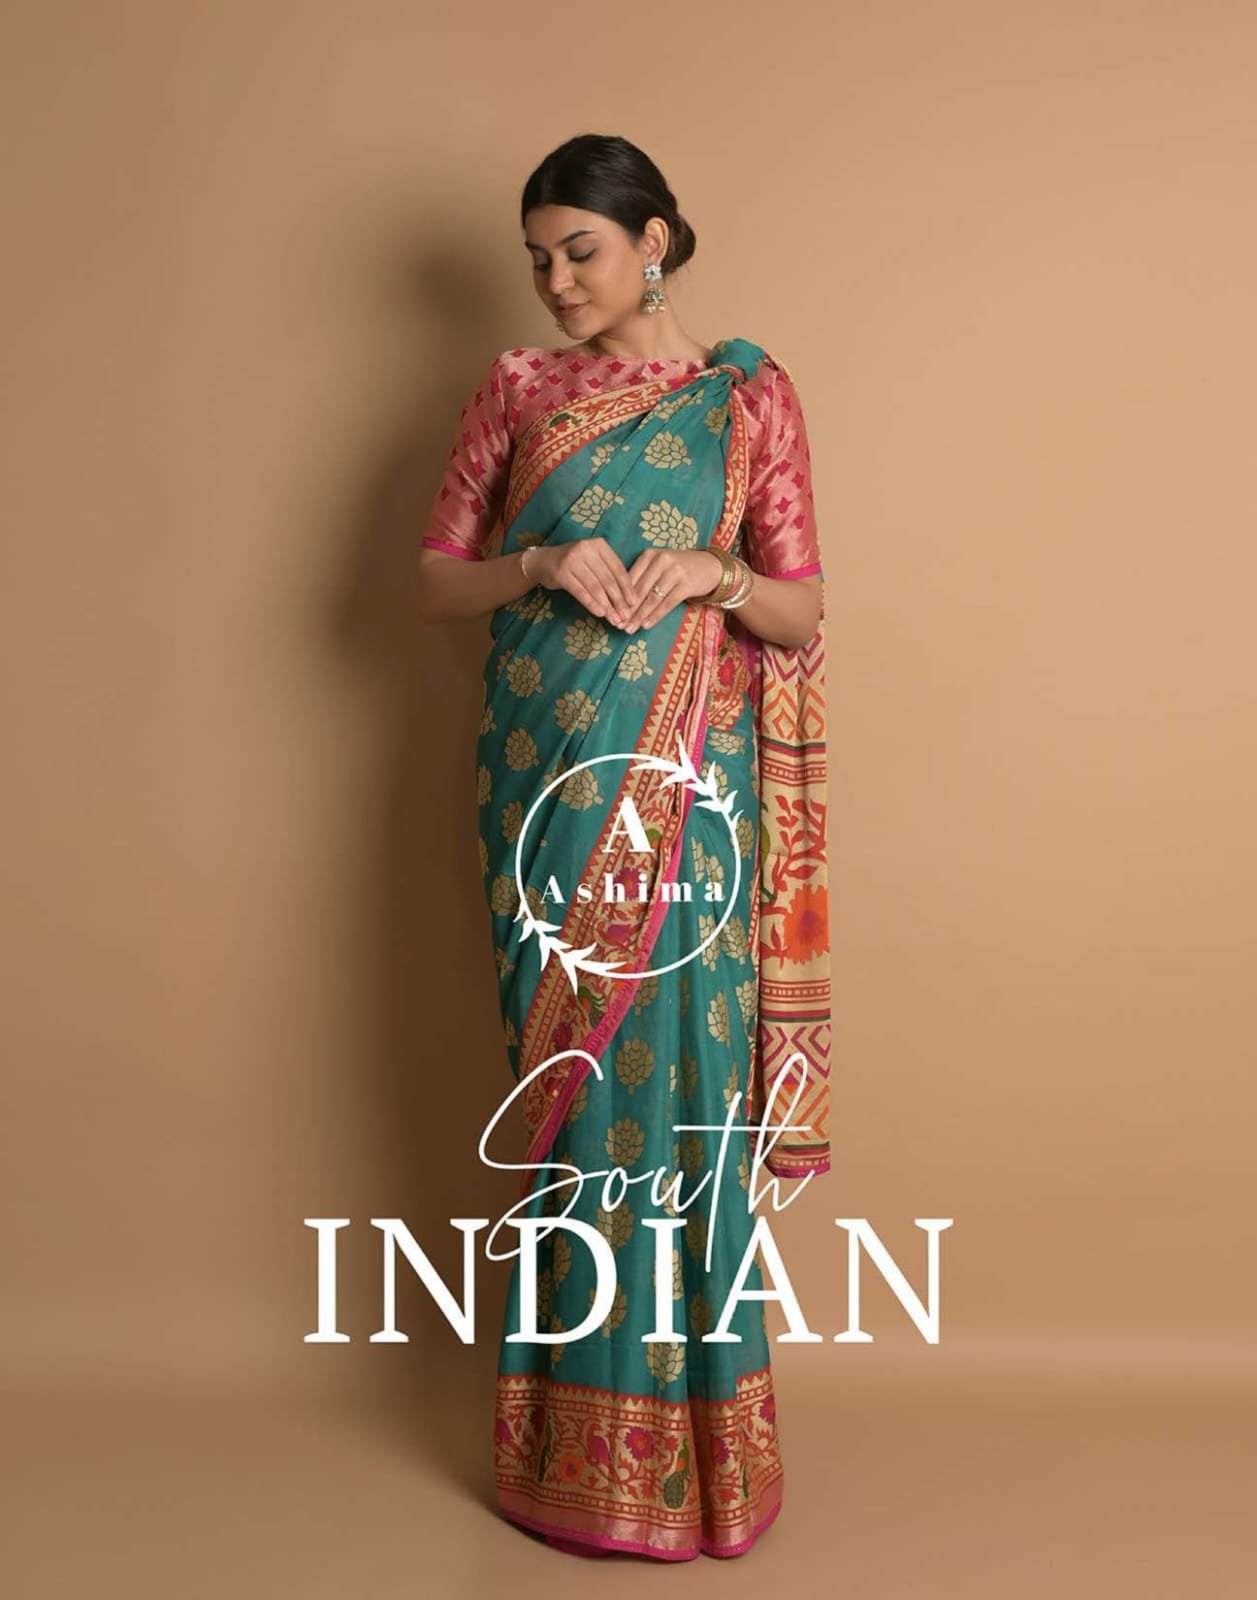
[{"left": 520, "top": 134, "right": 697, "bottom": 276}]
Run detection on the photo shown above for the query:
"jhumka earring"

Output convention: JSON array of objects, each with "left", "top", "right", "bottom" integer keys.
[{"left": 641, "top": 261, "right": 666, "bottom": 314}]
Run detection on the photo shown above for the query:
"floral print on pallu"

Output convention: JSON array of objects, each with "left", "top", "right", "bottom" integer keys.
[
  {"left": 642, "top": 431, "right": 692, "bottom": 470},
  {"left": 707, "top": 992, "right": 732, "bottom": 1044},
  {"left": 719, "top": 914, "right": 750, "bottom": 962},
  {"left": 505, "top": 654, "right": 543, "bottom": 697},
  {"left": 570, "top": 482, "right": 625, "bottom": 529},
  {"left": 704, "top": 400, "right": 730, "bottom": 435},
  {"left": 707, "top": 631, "right": 752, "bottom": 730},
  {"left": 696, "top": 912, "right": 721, "bottom": 972},
  {"left": 640, "top": 500, "right": 700, "bottom": 550},
  {"left": 489, "top": 874, "right": 518, "bottom": 917},
  {"left": 557, "top": 766, "right": 602, "bottom": 811},
  {"left": 758, "top": 787, "right": 830, "bottom": 965},
  {"left": 614, "top": 1037, "right": 655, "bottom": 1092},
  {"left": 494, "top": 1367, "right": 783, "bottom": 1547},
  {"left": 565, "top": 617, "right": 612, "bottom": 660},
  {"left": 708, "top": 762, "right": 733, "bottom": 800},
  {"left": 554, "top": 689, "right": 597, "bottom": 733},
  {"left": 677, "top": 1131, "right": 706, "bottom": 1179},
  {"left": 595, "top": 1199, "right": 635, "bottom": 1252},
  {"left": 489, "top": 875, "right": 546, "bottom": 924},
  {"left": 691, "top": 836, "right": 725, "bottom": 890},
  {"left": 653, "top": 386, "right": 706, "bottom": 424},
  {"left": 617, "top": 640, "right": 653, "bottom": 680},
  {"left": 606, "top": 1117, "right": 646, "bottom": 1167},
  {"left": 645, "top": 1341, "right": 686, "bottom": 1385},
  {"left": 631, "top": 974, "right": 660, "bottom": 1014},
  {"left": 707, "top": 728, "right": 745, "bottom": 757},
  {"left": 504, "top": 729, "right": 539, "bottom": 771}
]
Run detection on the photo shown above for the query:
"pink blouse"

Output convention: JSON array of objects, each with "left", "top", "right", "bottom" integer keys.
[{"left": 421, "top": 344, "right": 822, "bottom": 580}]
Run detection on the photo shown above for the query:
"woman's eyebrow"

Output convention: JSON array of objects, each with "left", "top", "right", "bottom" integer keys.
[{"left": 524, "top": 228, "right": 597, "bottom": 251}]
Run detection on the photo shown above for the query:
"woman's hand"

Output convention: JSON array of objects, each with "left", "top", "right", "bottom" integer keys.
[
  {"left": 531, "top": 538, "right": 637, "bottom": 629},
  {"left": 617, "top": 549, "right": 722, "bottom": 632}
]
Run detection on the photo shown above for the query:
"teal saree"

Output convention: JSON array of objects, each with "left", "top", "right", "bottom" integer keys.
[{"left": 475, "top": 338, "right": 830, "bottom": 1559}]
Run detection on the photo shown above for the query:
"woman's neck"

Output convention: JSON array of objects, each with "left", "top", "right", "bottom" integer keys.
[{"left": 578, "top": 314, "right": 712, "bottom": 365}]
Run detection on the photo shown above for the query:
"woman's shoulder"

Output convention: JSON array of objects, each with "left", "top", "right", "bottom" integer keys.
[
  {"left": 492, "top": 343, "right": 571, "bottom": 371},
  {"left": 488, "top": 343, "right": 580, "bottom": 394},
  {"left": 744, "top": 342, "right": 800, "bottom": 388},
  {"left": 464, "top": 345, "right": 569, "bottom": 391},
  {"left": 760, "top": 348, "right": 798, "bottom": 384},
  {"left": 731, "top": 344, "right": 803, "bottom": 444},
  {"left": 473, "top": 346, "right": 588, "bottom": 440}
]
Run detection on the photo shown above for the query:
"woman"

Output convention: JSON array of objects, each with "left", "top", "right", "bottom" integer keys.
[{"left": 416, "top": 135, "right": 831, "bottom": 1561}]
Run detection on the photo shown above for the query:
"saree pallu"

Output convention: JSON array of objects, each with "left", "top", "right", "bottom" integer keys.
[{"left": 474, "top": 338, "right": 830, "bottom": 1560}]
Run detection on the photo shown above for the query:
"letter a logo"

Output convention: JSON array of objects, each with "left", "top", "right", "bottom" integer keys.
[{"left": 603, "top": 795, "right": 653, "bottom": 854}]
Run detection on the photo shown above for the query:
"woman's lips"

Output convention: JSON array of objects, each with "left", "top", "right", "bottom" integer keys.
[{"left": 559, "top": 304, "right": 587, "bottom": 317}]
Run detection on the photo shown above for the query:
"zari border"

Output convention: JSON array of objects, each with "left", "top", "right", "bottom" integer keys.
[
  {"left": 494, "top": 1364, "right": 784, "bottom": 1560},
  {"left": 736, "top": 591, "right": 832, "bottom": 1178}
]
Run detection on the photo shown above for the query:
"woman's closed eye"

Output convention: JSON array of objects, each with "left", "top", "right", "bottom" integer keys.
[{"left": 533, "top": 252, "right": 595, "bottom": 270}]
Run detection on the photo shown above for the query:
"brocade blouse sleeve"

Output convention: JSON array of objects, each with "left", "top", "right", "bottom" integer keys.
[
  {"left": 421, "top": 353, "right": 513, "bottom": 561},
  {"left": 740, "top": 356, "right": 823, "bottom": 580}
]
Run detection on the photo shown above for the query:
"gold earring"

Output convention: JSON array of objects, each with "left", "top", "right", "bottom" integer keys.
[{"left": 641, "top": 261, "right": 666, "bottom": 315}]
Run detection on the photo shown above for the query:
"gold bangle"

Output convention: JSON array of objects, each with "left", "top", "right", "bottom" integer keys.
[
  {"left": 719, "top": 555, "right": 755, "bottom": 610},
  {"left": 519, "top": 546, "right": 534, "bottom": 584},
  {"left": 702, "top": 546, "right": 737, "bottom": 604}
]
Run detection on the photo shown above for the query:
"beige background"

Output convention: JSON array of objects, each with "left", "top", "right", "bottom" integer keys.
[{"left": 3, "top": 1, "right": 1254, "bottom": 1594}]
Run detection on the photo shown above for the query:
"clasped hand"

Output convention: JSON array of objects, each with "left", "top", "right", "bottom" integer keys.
[{"left": 530, "top": 538, "right": 721, "bottom": 633}]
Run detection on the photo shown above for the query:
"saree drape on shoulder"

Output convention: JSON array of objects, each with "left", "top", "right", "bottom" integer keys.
[{"left": 465, "top": 337, "right": 830, "bottom": 1560}]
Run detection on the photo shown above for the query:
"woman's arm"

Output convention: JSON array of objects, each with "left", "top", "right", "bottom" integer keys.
[
  {"left": 722, "top": 570, "right": 821, "bottom": 649},
  {"left": 415, "top": 546, "right": 535, "bottom": 621},
  {"left": 418, "top": 543, "right": 820, "bottom": 647},
  {"left": 618, "top": 549, "right": 822, "bottom": 649},
  {"left": 416, "top": 539, "right": 638, "bottom": 625}
]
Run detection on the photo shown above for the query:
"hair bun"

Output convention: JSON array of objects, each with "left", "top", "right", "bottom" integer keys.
[{"left": 666, "top": 212, "right": 697, "bottom": 274}]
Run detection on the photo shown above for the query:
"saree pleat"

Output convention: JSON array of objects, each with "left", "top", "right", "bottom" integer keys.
[{"left": 474, "top": 338, "right": 829, "bottom": 1559}]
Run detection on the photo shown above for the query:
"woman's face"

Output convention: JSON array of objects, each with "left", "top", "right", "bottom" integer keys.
[{"left": 523, "top": 204, "right": 667, "bottom": 340}]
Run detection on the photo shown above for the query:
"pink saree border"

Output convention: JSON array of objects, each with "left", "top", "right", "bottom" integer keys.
[
  {"left": 764, "top": 560, "right": 821, "bottom": 580},
  {"left": 502, "top": 1488, "right": 785, "bottom": 1562},
  {"left": 421, "top": 534, "right": 479, "bottom": 560}
]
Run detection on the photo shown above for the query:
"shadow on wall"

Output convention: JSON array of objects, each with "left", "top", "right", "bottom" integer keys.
[{"left": 323, "top": 240, "right": 530, "bottom": 1503}]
